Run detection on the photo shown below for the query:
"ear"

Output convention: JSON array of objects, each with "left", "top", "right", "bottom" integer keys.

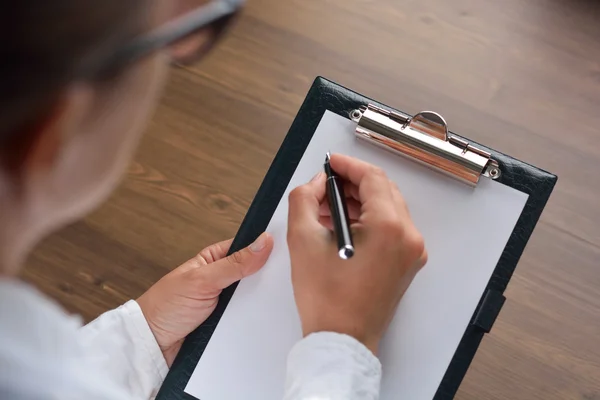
[{"left": 19, "top": 84, "right": 94, "bottom": 177}]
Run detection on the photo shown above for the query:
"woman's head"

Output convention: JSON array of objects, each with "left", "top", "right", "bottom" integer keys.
[{"left": 0, "top": 0, "right": 231, "bottom": 272}]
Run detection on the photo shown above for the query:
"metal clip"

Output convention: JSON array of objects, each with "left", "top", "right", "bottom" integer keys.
[{"left": 350, "top": 104, "right": 501, "bottom": 186}]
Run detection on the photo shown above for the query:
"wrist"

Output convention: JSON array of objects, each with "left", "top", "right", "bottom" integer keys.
[
  {"left": 137, "top": 295, "right": 178, "bottom": 367},
  {"left": 302, "top": 325, "right": 380, "bottom": 355}
]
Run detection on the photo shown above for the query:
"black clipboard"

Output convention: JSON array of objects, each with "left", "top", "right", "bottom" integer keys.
[{"left": 156, "top": 77, "right": 557, "bottom": 400}]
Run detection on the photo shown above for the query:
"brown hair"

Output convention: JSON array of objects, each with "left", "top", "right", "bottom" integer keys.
[{"left": 0, "top": 1, "right": 148, "bottom": 167}]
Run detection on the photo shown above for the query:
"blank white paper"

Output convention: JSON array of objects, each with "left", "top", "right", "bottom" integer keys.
[{"left": 185, "top": 111, "right": 528, "bottom": 400}]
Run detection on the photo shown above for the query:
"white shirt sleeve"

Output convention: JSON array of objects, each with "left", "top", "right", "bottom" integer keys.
[
  {"left": 78, "top": 300, "right": 169, "bottom": 400},
  {"left": 1, "top": 281, "right": 382, "bottom": 400},
  {"left": 284, "top": 332, "right": 382, "bottom": 400}
]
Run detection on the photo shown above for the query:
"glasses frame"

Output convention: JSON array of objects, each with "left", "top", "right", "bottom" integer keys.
[{"left": 79, "top": 0, "right": 244, "bottom": 79}]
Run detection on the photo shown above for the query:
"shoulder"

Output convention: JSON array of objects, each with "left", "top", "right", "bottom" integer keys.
[
  {"left": 0, "top": 279, "right": 125, "bottom": 400},
  {"left": 0, "top": 279, "right": 83, "bottom": 341}
]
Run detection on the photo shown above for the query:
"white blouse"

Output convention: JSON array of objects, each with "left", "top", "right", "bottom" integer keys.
[{"left": 0, "top": 280, "right": 382, "bottom": 399}]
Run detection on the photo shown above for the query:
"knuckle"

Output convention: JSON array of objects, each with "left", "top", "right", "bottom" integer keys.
[
  {"left": 377, "top": 219, "right": 426, "bottom": 265},
  {"left": 286, "top": 227, "right": 297, "bottom": 243},
  {"left": 405, "top": 231, "right": 426, "bottom": 260},
  {"left": 195, "top": 248, "right": 213, "bottom": 265},
  {"left": 418, "top": 248, "right": 429, "bottom": 269},
  {"left": 369, "top": 165, "right": 387, "bottom": 178},
  {"left": 289, "top": 185, "right": 309, "bottom": 202},
  {"left": 390, "top": 180, "right": 401, "bottom": 193},
  {"left": 192, "top": 252, "right": 208, "bottom": 268},
  {"left": 227, "top": 250, "right": 244, "bottom": 265}
]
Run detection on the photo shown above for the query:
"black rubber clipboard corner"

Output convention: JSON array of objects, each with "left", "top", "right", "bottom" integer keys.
[{"left": 156, "top": 77, "right": 557, "bottom": 400}]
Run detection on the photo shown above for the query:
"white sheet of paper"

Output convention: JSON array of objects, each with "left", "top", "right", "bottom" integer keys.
[{"left": 185, "top": 111, "right": 528, "bottom": 400}]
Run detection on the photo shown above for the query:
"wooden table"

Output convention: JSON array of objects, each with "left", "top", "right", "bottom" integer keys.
[{"left": 24, "top": 0, "right": 600, "bottom": 398}]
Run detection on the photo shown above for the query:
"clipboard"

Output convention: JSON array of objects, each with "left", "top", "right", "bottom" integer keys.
[{"left": 156, "top": 77, "right": 557, "bottom": 400}]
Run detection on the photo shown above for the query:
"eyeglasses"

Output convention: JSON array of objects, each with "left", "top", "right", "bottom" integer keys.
[{"left": 80, "top": 0, "right": 244, "bottom": 79}]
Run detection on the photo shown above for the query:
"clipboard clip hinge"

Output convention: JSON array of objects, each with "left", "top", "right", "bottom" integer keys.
[{"left": 350, "top": 105, "right": 501, "bottom": 186}]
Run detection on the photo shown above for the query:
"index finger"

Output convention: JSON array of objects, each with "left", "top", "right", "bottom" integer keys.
[{"left": 329, "top": 154, "right": 395, "bottom": 218}]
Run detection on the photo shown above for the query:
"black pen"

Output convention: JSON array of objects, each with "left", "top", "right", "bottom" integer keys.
[{"left": 324, "top": 152, "right": 354, "bottom": 259}]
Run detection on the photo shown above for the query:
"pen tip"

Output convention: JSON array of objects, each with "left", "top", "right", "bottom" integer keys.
[{"left": 325, "top": 152, "right": 331, "bottom": 162}]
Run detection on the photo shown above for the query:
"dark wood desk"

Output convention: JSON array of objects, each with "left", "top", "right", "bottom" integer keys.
[{"left": 24, "top": 0, "right": 600, "bottom": 398}]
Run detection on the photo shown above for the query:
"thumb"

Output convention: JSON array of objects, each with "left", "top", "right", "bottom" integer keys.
[
  {"left": 202, "top": 232, "right": 274, "bottom": 289},
  {"left": 287, "top": 172, "right": 327, "bottom": 238}
]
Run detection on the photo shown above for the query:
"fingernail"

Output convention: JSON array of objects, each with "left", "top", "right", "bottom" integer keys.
[
  {"left": 311, "top": 171, "right": 324, "bottom": 182},
  {"left": 250, "top": 232, "right": 268, "bottom": 252}
]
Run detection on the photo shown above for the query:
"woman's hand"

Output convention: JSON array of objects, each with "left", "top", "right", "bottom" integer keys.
[
  {"left": 287, "top": 154, "right": 427, "bottom": 355},
  {"left": 137, "top": 233, "right": 274, "bottom": 366}
]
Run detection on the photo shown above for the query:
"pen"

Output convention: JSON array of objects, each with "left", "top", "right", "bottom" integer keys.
[{"left": 324, "top": 152, "right": 355, "bottom": 259}]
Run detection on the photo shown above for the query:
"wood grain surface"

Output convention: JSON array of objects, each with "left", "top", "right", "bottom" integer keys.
[{"left": 22, "top": 0, "right": 600, "bottom": 399}]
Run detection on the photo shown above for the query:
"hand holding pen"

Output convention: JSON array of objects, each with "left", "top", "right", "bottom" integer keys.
[{"left": 287, "top": 153, "right": 428, "bottom": 354}]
